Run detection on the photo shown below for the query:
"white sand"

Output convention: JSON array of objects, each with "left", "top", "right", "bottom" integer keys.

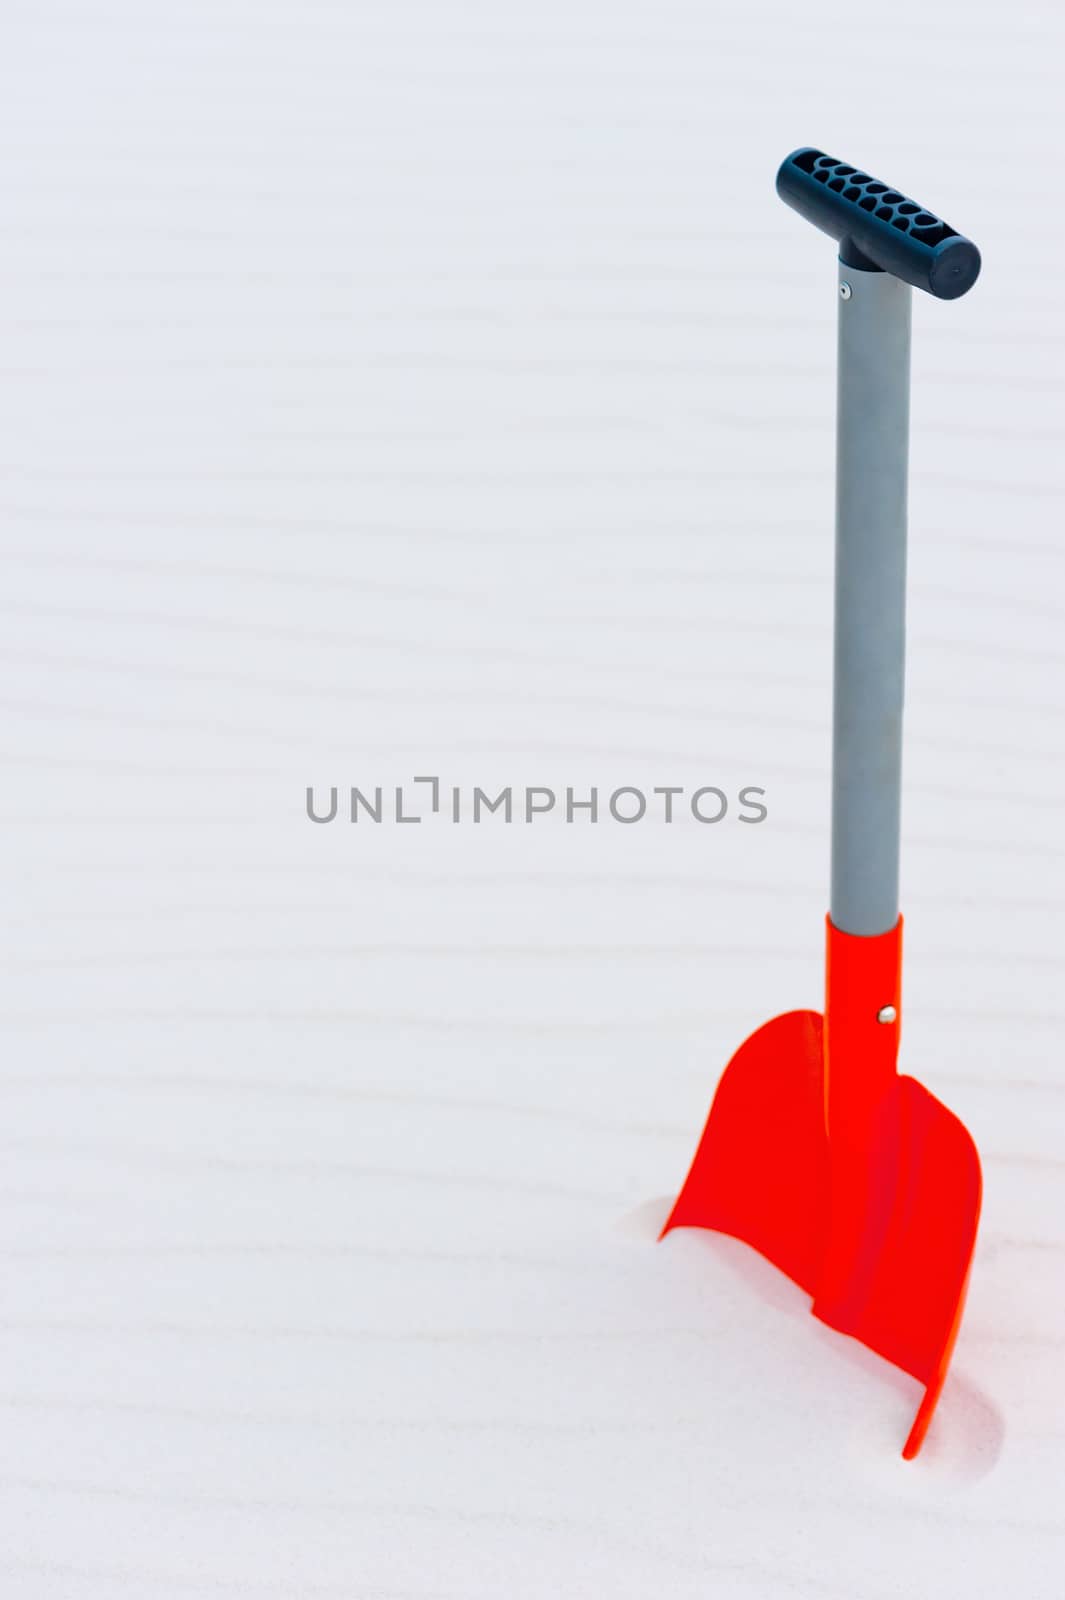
[{"left": 2, "top": 0, "right": 1063, "bottom": 1593}]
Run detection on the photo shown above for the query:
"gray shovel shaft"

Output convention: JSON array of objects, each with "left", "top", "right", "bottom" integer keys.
[{"left": 830, "top": 263, "right": 912, "bottom": 937}]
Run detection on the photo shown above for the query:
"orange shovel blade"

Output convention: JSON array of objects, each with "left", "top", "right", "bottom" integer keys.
[{"left": 661, "top": 1002, "right": 981, "bottom": 1458}]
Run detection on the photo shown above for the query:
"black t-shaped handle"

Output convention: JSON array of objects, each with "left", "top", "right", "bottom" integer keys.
[{"left": 776, "top": 149, "right": 981, "bottom": 300}]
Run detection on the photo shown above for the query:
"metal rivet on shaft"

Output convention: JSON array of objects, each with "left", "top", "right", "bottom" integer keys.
[
  {"left": 877, "top": 1005, "right": 897, "bottom": 1024},
  {"left": 840, "top": 281, "right": 852, "bottom": 300}
]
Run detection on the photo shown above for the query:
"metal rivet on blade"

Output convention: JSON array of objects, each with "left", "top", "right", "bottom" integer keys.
[
  {"left": 840, "top": 281, "right": 852, "bottom": 300},
  {"left": 877, "top": 1005, "right": 897, "bottom": 1024}
]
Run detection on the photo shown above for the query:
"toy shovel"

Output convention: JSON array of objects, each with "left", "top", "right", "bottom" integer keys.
[{"left": 661, "top": 150, "right": 983, "bottom": 1459}]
